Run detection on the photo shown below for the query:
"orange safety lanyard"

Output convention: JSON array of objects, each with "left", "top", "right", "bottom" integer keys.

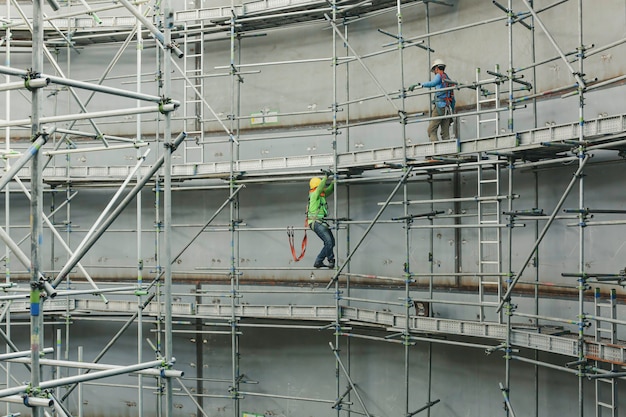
[{"left": 287, "top": 218, "right": 308, "bottom": 262}]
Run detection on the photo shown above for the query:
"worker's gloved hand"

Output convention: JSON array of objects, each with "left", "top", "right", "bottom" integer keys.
[
  {"left": 322, "top": 169, "right": 333, "bottom": 177},
  {"left": 408, "top": 83, "right": 420, "bottom": 92}
]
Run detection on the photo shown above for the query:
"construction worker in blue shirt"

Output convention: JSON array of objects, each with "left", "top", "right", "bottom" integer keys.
[
  {"left": 307, "top": 173, "right": 335, "bottom": 269},
  {"left": 409, "top": 58, "right": 456, "bottom": 142}
]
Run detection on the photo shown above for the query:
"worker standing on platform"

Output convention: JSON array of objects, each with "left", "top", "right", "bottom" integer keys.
[
  {"left": 308, "top": 172, "right": 335, "bottom": 269},
  {"left": 408, "top": 58, "right": 456, "bottom": 142}
]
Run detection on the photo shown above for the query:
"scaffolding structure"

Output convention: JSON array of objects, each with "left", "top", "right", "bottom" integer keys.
[{"left": 0, "top": 1, "right": 625, "bottom": 417}]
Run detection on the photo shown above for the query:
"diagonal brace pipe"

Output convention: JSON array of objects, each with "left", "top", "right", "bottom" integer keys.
[
  {"left": 0, "top": 132, "right": 48, "bottom": 193},
  {"left": 324, "top": 14, "right": 399, "bottom": 113},
  {"left": 14, "top": 176, "right": 105, "bottom": 301},
  {"left": 499, "top": 382, "right": 516, "bottom": 417},
  {"left": 173, "top": 185, "right": 245, "bottom": 262},
  {"left": 116, "top": 0, "right": 184, "bottom": 58},
  {"left": 61, "top": 292, "right": 156, "bottom": 401},
  {"left": 497, "top": 154, "right": 589, "bottom": 312},
  {"left": 0, "top": 191, "right": 77, "bottom": 265},
  {"left": 519, "top": 0, "right": 586, "bottom": 89},
  {"left": 327, "top": 168, "right": 413, "bottom": 289},
  {"left": 55, "top": 149, "right": 151, "bottom": 281},
  {"left": 329, "top": 342, "right": 372, "bottom": 417},
  {"left": 52, "top": 131, "right": 187, "bottom": 287}
]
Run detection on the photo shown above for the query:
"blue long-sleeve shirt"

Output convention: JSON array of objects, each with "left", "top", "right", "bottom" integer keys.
[{"left": 422, "top": 72, "right": 456, "bottom": 110}]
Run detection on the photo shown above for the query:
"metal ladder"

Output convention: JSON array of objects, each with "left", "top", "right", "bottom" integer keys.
[
  {"left": 477, "top": 160, "right": 502, "bottom": 322},
  {"left": 475, "top": 65, "right": 501, "bottom": 139},
  {"left": 594, "top": 287, "right": 618, "bottom": 417},
  {"left": 182, "top": 20, "right": 205, "bottom": 164}
]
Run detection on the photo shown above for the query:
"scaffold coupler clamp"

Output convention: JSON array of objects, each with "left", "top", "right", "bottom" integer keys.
[
  {"left": 23, "top": 69, "right": 50, "bottom": 91},
  {"left": 23, "top": 385, "right": 43, "bottom": 405},
  {"left": 158, "top": 97, "right": 178, "bottom": 114},
  {"left": 398, "top": 110, "right": 407, "bottom": 124},
  {"left": 160, "top": 357, "right": 176, "bottom": 377},
  {"left": 39, "top": 275, "right": 57, "bottom": 299}
]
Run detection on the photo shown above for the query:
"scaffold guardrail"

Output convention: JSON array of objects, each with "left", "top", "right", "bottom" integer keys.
[
  {"left": 18, "top": 112, "right": 626, "bottom": 183},
  {"left": 66, "top": 299, "right": 625, "bottom": 364}
]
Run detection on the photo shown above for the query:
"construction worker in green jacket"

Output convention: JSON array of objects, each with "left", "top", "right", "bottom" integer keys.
[{"left": 308, "top": 172, "right": 335, "bottom": 269}]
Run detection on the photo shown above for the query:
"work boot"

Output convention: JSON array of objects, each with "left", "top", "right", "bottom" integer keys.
[
  {"left": 328, "top": 260, "right": 335, "bottom": 269},
  {"left": 314, "top": 261, "right": 327, "bottom": 269}
]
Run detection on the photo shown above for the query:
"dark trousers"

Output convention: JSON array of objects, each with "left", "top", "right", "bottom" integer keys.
[{"left": 311, "top": 221, "right": 335, "bottom": 265}]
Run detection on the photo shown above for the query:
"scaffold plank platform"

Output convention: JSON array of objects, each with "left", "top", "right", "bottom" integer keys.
[
  {"left": 24, "top": 112, "right": 626, "bottom": 184},
  {"left": 45, "top": 298, "right": 625, "bottom": 365}
]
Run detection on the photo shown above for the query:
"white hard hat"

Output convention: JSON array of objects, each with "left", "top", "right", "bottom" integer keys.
[{"left": 431, "top": 59, "right": 446, "bottom": 72}]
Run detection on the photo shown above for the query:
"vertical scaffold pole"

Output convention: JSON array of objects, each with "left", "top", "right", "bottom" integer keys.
[
  {"left": 503, "top": 157, "right": 515, "bottom": 417},
  {"left": 162, "top": 0, "right": 174, "bottom": 415},
  {"left": 394, "top": 3, "right": 413, "bottom": 416},
  {"left": 3, "top": 0, "right": 12, "bottom": 415},
  {"left": 135, "top": 2, "right": 145, "bottom": 416},
  {"left": 30, "top": 1, "right": 45, "bottom": 417},
  {"left": 330, "top": 4, "right": 342, "bottom": 417},
  {"left": 507, "top": 0, "right": 514, "bottom": 133},
  {"left": 228, "top": 2, "right": 242, "bottom": 417},
  {"left": 576, "top": 2, "right": 587, "bottom": 416}
]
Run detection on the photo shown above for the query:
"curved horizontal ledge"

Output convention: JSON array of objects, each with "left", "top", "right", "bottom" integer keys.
[
  {"left": 8, "top": 297, "right": 623, "bottom": 364},
  {"left": 12, "top": 112, "right": 626, "bottom": 184}
]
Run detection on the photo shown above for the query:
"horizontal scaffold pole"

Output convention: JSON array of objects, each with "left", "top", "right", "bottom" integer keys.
[
  {"left": 0, "top": 359, "right": 167, "bottom": 398},
  {"left": 0, "top": 65, "right": 166, "bottom": 104},
  {"left": 6, "top": 357, "right": 183, "bottom": 378},
  {"left": 0, "top": 104, "right": 178, "bottom": 129}
]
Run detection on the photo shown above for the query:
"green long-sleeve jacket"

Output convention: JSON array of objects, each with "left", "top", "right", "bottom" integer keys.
[{"left": 307, "top": 176, "right": 334, "bottom": 225}]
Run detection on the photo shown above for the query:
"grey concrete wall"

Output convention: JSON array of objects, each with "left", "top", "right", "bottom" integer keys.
[{"left": 0, "top": 1, "right": 625, "bottom": 416}]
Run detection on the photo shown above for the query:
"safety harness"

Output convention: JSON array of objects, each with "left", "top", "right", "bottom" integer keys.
[
  {"left": 288, "top": 185, "right": 332, "bottom": 262},
  {"left": 288, "top": 188, "right": 329, "bottom": 261},
  {"left": 441, "top": 72, "right": 454, "bottom": 111}
]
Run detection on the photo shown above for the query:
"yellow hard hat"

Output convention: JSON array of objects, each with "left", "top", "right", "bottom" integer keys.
[{"left": 310, "top": 177, "right": 322, "bottom": 189}]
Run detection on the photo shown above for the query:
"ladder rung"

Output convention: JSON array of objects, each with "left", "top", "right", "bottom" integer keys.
[
  {"left": 479, "top": 220, "right": 499, "bottom": 224},
  {"left": 480, "top": 260, "right": 500, "bottom": 265},
  {"left": 596, "top": 377, "right": 615, "bottom": 384},
  {"left": 480, "top": 240, "right": 499, "bottom": 244},
  {"left": 596, "top": 303, "right": 614, "bottom": 308},
  {"left": 597, "top": 401, "right": 615, "bottom": 409},
  {"left": 596, "top": 328, "right": 614, "bottom": 333}
]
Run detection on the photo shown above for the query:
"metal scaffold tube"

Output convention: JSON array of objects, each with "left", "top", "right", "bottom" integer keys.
[
  {"left": 0, "top": 359, "right": 169, "bottom": 398},
  {"left": 51, "top": 130, "right": 186, "bottom": 287},
  {"left": 326, "top": 167, "right": 413, "bottom": 290},
  {"left": 29, "top": 2, "right": 44, "bottom": 416},
  {"left": 0, "top": 2, "right": 624, "bottom": 416},
  {"left": 497, "top": 155, "right": 590, "bottom": 312}
]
